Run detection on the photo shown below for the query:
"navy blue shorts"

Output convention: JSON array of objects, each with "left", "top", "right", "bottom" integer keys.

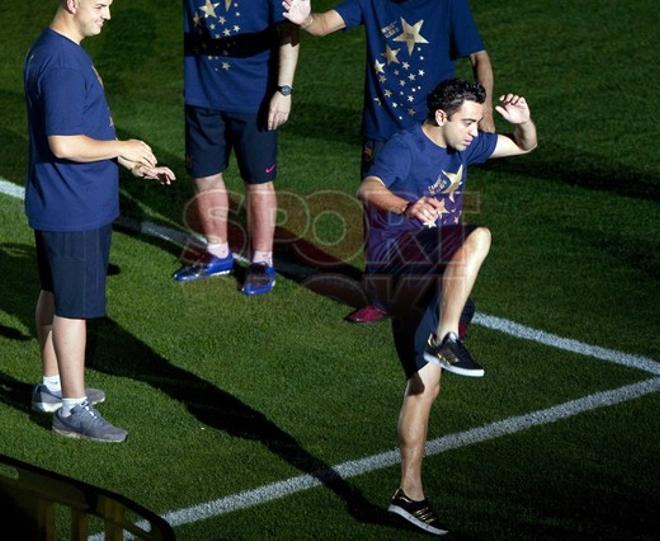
[
  {"left": 35, "top": 225, "right": 112, "bottom": 319},
  {"left": 391, "top": 290, "right": 443, "bottom": 379},
  {"left": 185, "top": 105, "right": 278, "bottom": 184},
  {"left": 373, "top": 225, "right": 478, "bottom": 276},
  {"left": 372, "top": 225, "right": 479, "bottom": 379}
]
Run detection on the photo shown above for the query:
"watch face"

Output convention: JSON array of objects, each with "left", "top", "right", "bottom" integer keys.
[{"left": 278, "top": 85, "right": 292, "bottom": 96}]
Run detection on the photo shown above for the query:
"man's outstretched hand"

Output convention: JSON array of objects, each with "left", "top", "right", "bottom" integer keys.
[
  {"left": 282, "top": 0, "right": 311, "bottom": 25},
  {"left": 495, "top": 94, "right": 531, "bottom": 125}
]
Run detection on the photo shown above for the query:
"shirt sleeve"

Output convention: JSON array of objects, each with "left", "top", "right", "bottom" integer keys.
[
  {"left": 366, "top": 134, "right": 413, "bottom": 188},
  {"left": 465, "top": 132, "right": 498, "bottom": 165},
  {"left": 40, "top": 67, "right": 87, "bottom": 136},
  {"left": 333, "top": 0, "right": 364, "bottom": 29},
  {"left": 449, "top": 0, "right": 485, "bottom": 60}
]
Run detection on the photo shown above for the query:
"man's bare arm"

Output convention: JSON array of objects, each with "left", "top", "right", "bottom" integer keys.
[
  {"left": 490, "top": 94, "right": 538, "bottom": 158},
  {"left": 48, "top": 135, "right": 156, "bottom": 167},
  {"left": 268, "top": 21, "right": 300, "bottom": 130},
  {"left": 358, "top": 177, "right": 445, "bottom": 224},
  {"left": 469, "top": 50, "right": 495, "bottom": 132}
]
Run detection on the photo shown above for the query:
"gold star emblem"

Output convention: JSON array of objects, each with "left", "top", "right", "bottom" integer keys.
[
  {"left": 381, "top": 45, "right": 400, "bottom": 65},
  {"left": 373, "top": 59, "right": 385, "bottom": 74},
  {"left": 199, "top": 0, "right": 220, "bottom": 18},
  {"left": 393, "top": 18, "right": 429, "bottom": 56},
  {"left": 441, "top": 165, "right": 464, "bottom": 203}
]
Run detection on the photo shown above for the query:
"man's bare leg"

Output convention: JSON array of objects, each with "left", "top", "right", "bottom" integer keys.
[
  {"left": 36, "top": 290, "right": 58, "bottom": 378},
  {"left": 246, "top": 181, "right": 277, "bottom": 256},
  {"left": 195, "top": 173, "right": 229, "bottom": 245},
  {"left": 398, "top": 361, "right": 442, "bottom": 500},
  {"left": 436, "top": 227, "right": 491, "bottom": 339},
  {"left": 52, "top": 315, "right": 86, "bottom": 399}
]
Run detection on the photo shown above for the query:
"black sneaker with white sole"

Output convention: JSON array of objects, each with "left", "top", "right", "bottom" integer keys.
[
  {"left": 388, "top": 488, "right": 449, "bottom": 536},
  {"left": 423, "top": 331, "right": 485, "bottom": 377}
]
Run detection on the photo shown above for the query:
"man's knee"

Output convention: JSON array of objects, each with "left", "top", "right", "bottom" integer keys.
[
  {"left": 407, "top": 364, "right": 442, "bottom": 401},
  {"left": 195, "top": 172, "right": 225, "bottom": 192},
  {"left": 467, "top": 226, "right": 491, "bottom": 257}
]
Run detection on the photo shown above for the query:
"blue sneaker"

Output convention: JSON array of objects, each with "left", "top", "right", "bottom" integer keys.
[
  {"left": 32, "top": 384, "right": 106, "bottom": 413},
  {"left": 242, "top": 263, "right": 276, "bottom": 295},
  {"left": 172, "top": 252, "right": 234, "bottom": 283}
]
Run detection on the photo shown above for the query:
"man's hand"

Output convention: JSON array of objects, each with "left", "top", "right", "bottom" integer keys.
[
  {"left": 495, "top": 94, "right": 531, "bottom": 125},
  {"left": 131, "top": 164, "right": 176, "bottom": 185},
  {"left": 282, "top": 0, "right": 311, "bottom": 26},
  {"left": 405, "top": 196, "right": 446, "bottom": 226},
  {"left": 268, "top": 91, "right": 291, "bottom": 130},
  {"left": 119, "top": 139, "right": 157, "bottom": 168}
]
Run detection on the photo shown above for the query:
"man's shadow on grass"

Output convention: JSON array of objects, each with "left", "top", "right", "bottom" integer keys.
[{"left": 0, "top": 243, "right": 406, "bottom": 531}]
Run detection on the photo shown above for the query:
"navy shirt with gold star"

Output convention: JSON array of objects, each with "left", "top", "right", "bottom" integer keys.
[
  {"left": 334, "top": 0, "right": 485, "bottom": 141},
  {"left": 365, "top": 125, "right": 497, "bottom": 264},
  {"left": 184, "top": 0, "right": 284, "bottom": 113}
]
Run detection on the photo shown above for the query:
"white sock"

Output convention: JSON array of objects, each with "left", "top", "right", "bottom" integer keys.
[
  {"left": 207, "top": 242, "right": 229, "bottom": 259},
  {"left": 43, "top": 375, "right": 61, "bottom": 394},
  {"left": 61, "top": 397, "right": 87, "bottom": 417},
  {"left": 252, "top": 250, "right": 273, "bottom": 267}
]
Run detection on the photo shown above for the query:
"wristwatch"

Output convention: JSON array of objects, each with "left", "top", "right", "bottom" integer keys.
[{"left": 277, "top": 85, "right": 293, "bottom": 96}]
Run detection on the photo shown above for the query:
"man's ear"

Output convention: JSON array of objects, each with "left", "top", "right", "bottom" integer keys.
[
  {"left": 434, "top": 109, "right": 448, "bottom": 126},
  {"left": 65, "top": 0, "right": 79, "bottom": 15}
]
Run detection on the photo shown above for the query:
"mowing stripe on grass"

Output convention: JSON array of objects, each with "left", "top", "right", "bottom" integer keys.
[
  {"left": 2, "top": 176, "right": 657, "bottom": 377},
  {"left": 89, "top": 377, "right": 659, "bottom": 538}
]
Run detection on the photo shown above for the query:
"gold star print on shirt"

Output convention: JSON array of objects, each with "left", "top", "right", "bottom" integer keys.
[
  {"left": 441, "top": 165, "right": 463, "bottom": 203},
  {"left": 374, "top": 17, "right": 430, "bottom": 120},
  {"left": 393, "top": 18, "right": 429, "bottom": 56}
]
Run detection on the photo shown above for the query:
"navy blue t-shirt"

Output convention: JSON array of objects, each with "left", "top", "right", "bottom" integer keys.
[
  {"left": 365, "top": 124, "right": 497, "bottom": 263},
  {"left": 183, "top": 0, "right": 284, "bottom": 113},
  {"left": 334, "top": 0, "right": 484, "bottom": 141},
  {"left": 24, "top": 29, "right": 119, "bottom": 232}
]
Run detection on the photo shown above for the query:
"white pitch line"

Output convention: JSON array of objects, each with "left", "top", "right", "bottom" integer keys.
[
  {"left": 89, "top": 376, "right": 660, "bottom": 540},
  {"left": 474, "top": 313, "right": 660, "bottom": 376}
]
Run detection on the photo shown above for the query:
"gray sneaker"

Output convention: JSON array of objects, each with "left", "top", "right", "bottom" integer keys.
[
  {"left": 32, "top": 384, "right": 105, "bottom": 413},
  {"left": 52, "top": 401, "right": 128, "bottom": 443}
]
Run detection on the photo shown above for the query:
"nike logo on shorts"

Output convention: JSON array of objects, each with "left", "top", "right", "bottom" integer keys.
[{"left": 265, "top": 163, "right": 277, "bottom": 174}]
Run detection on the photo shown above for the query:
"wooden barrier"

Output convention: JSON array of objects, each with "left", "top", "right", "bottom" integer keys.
[{"left": 0, "top": 453, "right": 175, "bottom": 540}]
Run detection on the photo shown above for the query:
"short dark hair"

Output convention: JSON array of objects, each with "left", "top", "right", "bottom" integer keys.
[{"left": 426, "top": 78, "right": 486, "bottom": 123}]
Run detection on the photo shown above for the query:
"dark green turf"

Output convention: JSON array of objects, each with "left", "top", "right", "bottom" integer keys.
[{"left": 0, "top": 0, "right": 658, "bottom": 539}]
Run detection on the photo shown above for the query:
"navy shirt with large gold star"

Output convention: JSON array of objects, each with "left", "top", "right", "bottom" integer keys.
[
  {"left": 184, "top": 0, "right": 284, "bottom": 113},
  {"left": 334, "top": 0, "right": 485, "bottom": 141},
  {"left": 365, "top": 125, "right": 497, "bottom": 264}
]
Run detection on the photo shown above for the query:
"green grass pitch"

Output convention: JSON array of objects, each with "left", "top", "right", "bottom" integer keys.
[{"left": 0, "top": 0, "right": 658, "bottom": 539}]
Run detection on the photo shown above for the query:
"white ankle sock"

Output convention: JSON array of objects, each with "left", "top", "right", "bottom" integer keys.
[
  {"left": 43, "top": 375, "right": 61, "bottom": 394},
  {"left": 61, "top": 397, "right": 87, "bottom": 417},
  {"left": 207, "top": 242, "right": 229, "bottom": 259},
  {"left": 252, "top": 250, "right": 273, "bottom": 267}
]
